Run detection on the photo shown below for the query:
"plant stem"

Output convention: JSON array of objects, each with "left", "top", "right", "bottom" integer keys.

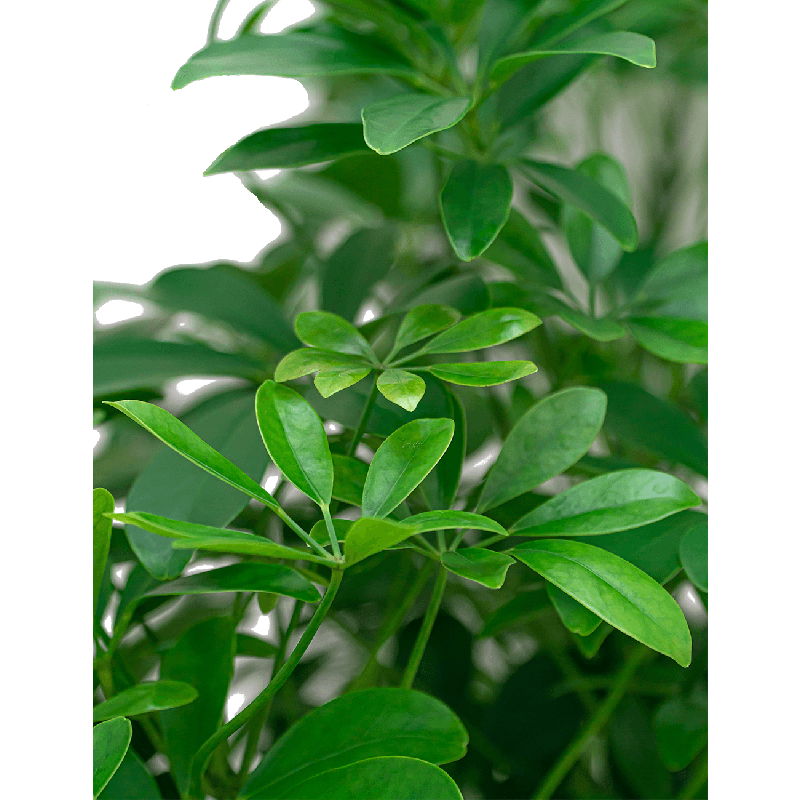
[
  {"left": 346, "top": 375, "right": 380, "bottom": 457},
  {"left": 187, "top": 569, "right": 344, "bottom": 799},
  {"left": 278, "top": 509, "right": 331, "bottom": 559},
  {"left": 532, "top": 645, "right": 650, "bottom": 800},
  {"left": 400, "top": 567, "right": 447, "bottom": 689},
  {"left": 321, "top": 504, "right": 342, "bottom": 560}
]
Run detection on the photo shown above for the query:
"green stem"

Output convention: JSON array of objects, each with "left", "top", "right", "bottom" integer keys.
[
  {"left": 476, "top": 533, "right": 507, "bottom": 549},
  {"left": 532, "top": 646, "right": 650, "bottom": 800},
  {"left": 188, "top": 569, "right": 344, "bottom": 799},
  {"left": 400, "top": 567, "right": 447, "bottom": 689},
  {"left": 413, "top": 535, "right": 441, "bottom": 559},
  {"left": 346, "top": 375, "right": 380, "bottom": 458},
  {"left": 321, "top": 504, "right": 343, "bottom": 560},
  {"left": 206, "top": 0, "right": 231, "bottom": 43},
  {"left": 677, "top": 749, "right": 708, "bottom": 799},
  {"left": 277, "top": 509, "right": 332, "bottom": 559}
]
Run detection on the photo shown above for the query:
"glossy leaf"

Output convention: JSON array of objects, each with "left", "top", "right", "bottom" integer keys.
[
  {"left": 344, "top": 517, "right": 421, "bottom": 566},
  {"left": 332, "top": 454, "right": 369, "bottom": 506},
  {"left": 288, "top": 757, "right": 463, "bottom": 800},
  {"left": 240, "top": 688, "right": 468, "bottom": 799},
  {"left": 479, "top": 387, "right": 607, "bottom": 511},
  {"left": 404, "top": 510, "right": 507, "bottom": 537},
  {"left": 441, "top": 548, "right": 515, "bottom": 589},
  {"left": 521, "top": 160, "right": 638, "bottom": 250},
  {"left": 362, "top": 93, "right": 471, "bottom": 155},
  {"left": 93, "top": 681, "right": 197, "bottom": 721},
  {"left": 440, "top": 160, "right": 513, "bottom": 260},
  {"left": 93, "top": 717, "right": 132, "bottom": 799},
  {"left": 205, "top": 123, "right": 367, "bottom": 174},
  {"left": 512, "top": 469, "right": 700, "bottom": 536},
  {"left": 512, "top": 539, "right": 692, "bottom": 666},
  {"left": 624, "top": 317, "right": 709, "bottom": 364},
  {"left": 391, "top": 305, "right": 461, "bottom": 356},
  {"left": 679, "top": 519, "right": 708, "bottom": 592},
  {"left": 315, "top": 367, "right": 372, "bottom": 398},
  {"left": 275, "top": 348, "right": 372, "bottom": 382},
  {"left": 654, "top": 697, "right": 707, "bottom": 771},
  {"left": 362, "top": 419, "right": 454, "bottom": 517},
  {"left": 419, "top": 307, "right": 541, "bottom": 354},
  {"left": 427, "top": 360, "right": 537, "bottom": 386},
  {"left": 295, "top": 311, "right": 375, "bottom": 359},
  {"left": 97, "top": 748, "right": 160, "bottom": 799},
  {"left": 93, "top": 488, "right": 114, "bottom": 613},
  {"left": 377, "top": 369, "right": 426, "bottom": 411},
  {"left": 255, "top": 380, "right": 333, "bottom": 506},
  {"left": 172, "top": 32, "right": 414, "bottom": 89},
  {"left": 546, "top": 582, "right": 602, "bottom": 636}
]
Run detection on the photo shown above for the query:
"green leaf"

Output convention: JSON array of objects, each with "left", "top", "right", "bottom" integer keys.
[
  {"left": 492, "top": 31, "right": 656, "bottom": 81},
  {"left": 419, "top": 307, "right": 541, "bottom": 354},
  {"left": 624, "top": 317, "right": 708, "bottom": 364},
  {"left": 93, "top": 681, "right": 197, "bottom": 721},
  {"left": 237, "top": 633, "right": 279, "bottom": 659},
  {"left": 479, "top": 387, "right": 607, "bottom": 511},
  {"left": 635, "top": 241, "right": 707, "bottom": 309},
  {"left": 421, "top": 388, "right": 466, "bottom": 511},
  {"left": 287, "top": 757, "right": 463, "bottom": 800},
  {"left": 521, "top": 288, "right": 626, "bottom": 341},
  {"left": 391, "top": 305, "right": 461, "bottom": 356},
  {"left": 94, "top": 339, "right": 264, "bottom": 398},
  {"left": 427, "top": 360, "right": 537, "bottom": 386},
  {"left": 441, "top": 547, "right": 514, "bottom": 589},
  {"left": 255, "top": 380, "right": 333, "bottom": 506},
  {"left": 240, "top": 688, "right": 468, "bottom": 799},
  {"left": 479, "top": 586, "right": 550, "bottom": 638},
  {"left": 93, "top": 718, "right": 132, "bottom": 799},
  {"left": 512, "top": 469, "right": 700, "bottom": 536},
  {"left": 521, "top": 160, "right": 638, "bottom": 250},
  {"left": 295, "top": 311, "right": 376, "bottom": 359},
  {"left": 512, "top": 539, "right": 692, "bottom": 666},
  {"left": 315, "top": 367, "right": 372, "bottom": 398},
  {"left": 546, "top": 582, "right": 602, "bottom": 636},
  {"left": 654, "top": 697, "right": 707, "bottom": 771},
  {"left": 275, "top": 348, "right": 372, "bottom": 382},
  {"left": 145, "top": 562, "right": 321, "bottom": 603},
  {"left": 160, "top": 617, "right": 235, "bottom": 795},
  {"left": 172, "top": 31, "right": 414, "bottom": 89},
  {"left": 600, "top": 380, "right": 707, "bottom": 475},
  {"left": 527, "top": 0, "right": 632, "bottom": 48},
  {"left": 362, "top": 419, "right": 455, "bottom": 517},
  {"left": 205, "top": 123, "right": 368, "bottom": 175},
  {"left": 97, "top": 748, "right": 160, "bottom": 800},
  {"left": 440, "top": 160, "right": 513, "bottom": 260},
  {"left": 408, "top": 274, "right": 489, "bottom": 316},
  {"left": 362, "top": 93, "right": 471, "bottom": 155},
  {"left": 310, "top": 518, "right": 351, "bottom": 547},
  {"left": 688, "top": 368, "right": 708, "bottom": 421},
  {"left": 344, "top": 517, "right": 421, "bottom": 566},
  {"left": 332, "top": 454, "right": 369, "bottom": 506},
  {"left": 679, "top": 520, "right": 708, "bottom": 592},
  {"left": 115, "top": 390, "right": 271, "bottom": 579},
  {"left": 404, "top": 510, "right": 507, "bottom": 537},
  {"left": 377, "top": 369, "right": 427, "bottom": 411},
  {"left": 93, "top": 488, "right": 114, "bottom": 614}
]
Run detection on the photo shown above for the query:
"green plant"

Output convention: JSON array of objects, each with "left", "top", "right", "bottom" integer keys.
[{"left": 93, "top": 1, "right": 707, "bottom": 798}]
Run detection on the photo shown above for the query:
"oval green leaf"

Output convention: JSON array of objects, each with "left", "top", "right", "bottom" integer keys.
[
  {"left": 390, "top": 305, "right": 461, "bottom": 358},
  {"left": 441, "top": 548, "right": 515, "bottom": 589},
  {"left": 545, "top": 582, "right": 602, "bottom": 636},
  {"left": 315, "top": 367, "right": 372, "bottom": 398},
  {"left": 654, "top": 697, "right": 707, "bottom": 771},
  {"left": 93, "top": 681, "right": 197, "bottom": 722},
  {"left": 404, "top": 510, "right": 507, "bottom": 537},
  {"left": 97, "top": 748, "right": 160, "bottom": 799},
  {"left": 420, "top": 307, "right": 541, "bottom": 355},
  {"left": 332, "top": 454, "right": 369, "bottom": 506},
  {"left": 344, "top": 517, "right": 421, "bottom": 566},
  {"left": 377, "top": 369, "right": 426, "bottom": 411},
  {"left": 624, "top": 317, "right": 708, "bottom": 364},
  {"left": 93, "top": 717, "right": 132, "bottom": 799},
  {"left": 275, "top": 348, "right": 372, "bottom": 383},
  {"left": 295, "top": 311, "right": 376, "bottom": 359},
  {"left": 679, "top": 520, "right": 708, "bottom": 592},
  {"left": 427, "top": 360, "right": 537, "bottom": 386}
]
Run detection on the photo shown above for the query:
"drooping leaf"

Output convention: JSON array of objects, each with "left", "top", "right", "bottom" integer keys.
[
  {"left": 344, "top": 517, "right": 421, "bottom": 566},
  {"left": 362, "top": 419, "right": 455, "bottom": 517},
  {"left": 654, "top": 697, "right": 707, "bottom": 771},
  {"left": 546, "top": 582, "right": 602, "bottom": 636},
  {"left": 419, "top": 307, "right": 541, "bottom": 354},
  {"left": 315, "top": 367, "right": 372, "bottom": 398},
  {"left": 332, "top": 454, "right": 369, "bottom": 506},
  {"left": 624, "top": 317, "right": 708, "bottom": 364},
  {"left": 362, "top": 93, "right": 471, "bottom": 155},
  {"left": 275, "top": 348, "right": 372, "bottom": 382},
  {"left": 512, "top": 539, "right": 692, "bottom": 666},
  {"left": 295, "top": 311, "right": 376, "bottom": 359},
  {"left": 255, "top": 380, "right": 333, "bottom": 507},
  {"left": 512, "top": 469, "right": 700, "bottom": 536},
  {"left": 479, "top": 387, "right": 607, "bottom": 511},
  {"left": 427, "top": 360, "right": 537, "bottom": 386},
  {"left": 93, "top": 681, "right": 197, "bottom": 721},
  {"left": 205, "top": 123, "right": 368, "bottom": 175},
  {"left": 377, "top": 369, "right": 427, "bottom": 411},
  {"left": 390, "top": 305, "right": 461, "bottom": 356},
  {"left": 93, "top": 717, "right": 132, "bottom": 799},
  {"left": 97, "top": 748, "right": 160, "bottom": 800},
  {"left": 441, "top": 548, "right": 515, "bottom": 589},
  {"left": 240, "top": 688, "right": 468, "bottom": 799},
  {"left": 679, "top": 519, "right": 708, "bottom": 592},
  {"left": 93, "top": 488, "right": 114, "bottom": 613},
  {"left": 403, "top": 510, "right": 507, "bottom": 537},
  {"left": 440, "top": 160, "right": 513, "bottom": 260}
]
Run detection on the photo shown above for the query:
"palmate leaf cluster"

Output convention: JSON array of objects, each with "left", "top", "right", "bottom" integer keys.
[{"left": 93, "top": 1, "right": 708, "bottom": 799}]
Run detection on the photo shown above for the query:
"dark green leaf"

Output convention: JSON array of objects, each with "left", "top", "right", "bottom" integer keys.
[
  {"left": 546, "top": 582, "right": 602, "bottom": 635},
  {"left": 688, "top": 368, "right": 708, "bottom": 421},
  {"left": 572, "top": 622, "right": 613, "bottom": 658},
  {"left": 332, "top": 454, "right": 369, "bottom": 506},
  {"left": 679, "top": 520, "right": 708, "bottom": 592},
  {"left": 93, "top": 718, "right": 132, "bottom": 799},
  {"left": 94, "top": 488, "right": 114, "bottom": 613},
  {"left": 315, "top": 367, "right": 372, "bottom": 398},
  {"left": 406, "top": 274, "right": 490, "bottom": 316},
  {"left": 377, "top": 369, "right": 426, "bottom": 411},
  {"left": 421, "top": 388, "right": 466, "bottom": 510},
  {"left": 97, "top": 749, "right": 160, "bottom": 800},
  {"left": 310, "top": 518, "right": 351, "bottom": 547},
  {"left": 654, "top": 697, "right": 707, "bottom": 771},
  {"left": 479, "top": 586, "right": 550, "bottom": 637},
  {"left": 404, "top": 510, "right": 507, "bottom": 536},
  {"left": 522, "top": 289, "right": 626, "bottom": 341},
  {"left": 93, "top": 681, "right": 197, "bottom": 722},
  {"left": 624, "top": 317, "right": 708, "bottom": 363},
  {"left": 237, "top": 633, "right": 278, "bottom": 659},
  {"left": 390, "top": 305, "right": 461, "bottom": 357},
  {"left": 295, "top": 311, "right": 376, "bottom": 359},
  {"left": 636, "top": 241, "right": 707, "bottom": 310},
  {"left": 441, "top": 547, "right": 515, "bottom": 589},
  {"left": 427, "top": 360, "right": 537, "bottom": 386},
  {"left": 275, "top": 348, "right": 372, "bottom": 382},
  {"left": 344, "top": 517, "right": 420, "bottom": 566},
  {"left": 419, "top": 307, "right": 541, "bottom": 354}
]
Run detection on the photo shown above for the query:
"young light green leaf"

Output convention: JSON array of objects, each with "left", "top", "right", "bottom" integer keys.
[
  {"left": 97, "top": 748, "right": 160, "bottom": 800},
  {"left": 295, "top": 311, "right": 376, "bottom": 359},
  {"left": 315, "top": 367, "right": 372, "bottom": 398},
  {"left": 343, "top": 517, "right": 421, "bottom": 566},
  {"left": 93, "top": 488, "right": 114, "bottom": 613},
  {"left": 679, "top": 520, "right": 708, "bottom": 592},
  {"left": 492, "top": 32, "right": 656, "bottom": 81},
  {"left": 624, "top": 317, "right": 708, "bottom": 364},
  {"left": 377, "top": 369, "right": 427, "bottom": 411},
  {"left": 93, "top": 717, "right": 132, "bottom": 799},
  {"left": 93, "top": 681, "right": 197, "bottom": 722},
  {"left": 255, "top": 380, "right": 333, "bottom": 507},
  {"left": 441, "top": 548, "right": 515, "bottom": 589},
  {"left": 391, "top": 305, "right": 461, "bottom": 357},
  {"left": 332, "top": 454, "right": 370, "bottom": 506},
  {"left": 440, "top": 160, "right": 513, "bottom": 260},
  {"left": 172, "top": 32, "right": 414, "bottom": 89},
  {"left": 362, "top": 93, "right": 471, "bottom": 155},
  {"left": 479, "top": 387, "right": 607, "bottom": 511},
  {"left": 654, "top": 697, "right": 707, "bottom": 771},
  {"left": 205, "top": 123, "right": 368, "bottom": 175},
  {"left": 403, "top": 510, "right": 507, "bottom": 537},
  {"left": 419, "top": 307, "right": 541, "bottom": 355},
  {"left": 145, "top": 562, "right": 321, "bottom": 603},
  {"left": 512, "top": 539, "right": 692, "bottom": 666},
  {"left": 427, "top": 360, "right": 538, "bottom": 386},
  {"left": 521, "top": 160, "right": 638, "bottom": 251},
  {"left": 287, "top": 756, "right": 464, "bottom": 800},
  {"left": 512, "top": 469, "right": 701, "bottom": 536},
  {"left": 362, "top": 419, "right": 454, "bottom": 517},
  {"left": 546, "top": 582, "right": 603, "bottom": 635},
  {"left": 240, "top": 688, "right": 468, "bottom": 799},
  {"left": 275, "top": 348, "right": 372, "bottom": 382}
]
